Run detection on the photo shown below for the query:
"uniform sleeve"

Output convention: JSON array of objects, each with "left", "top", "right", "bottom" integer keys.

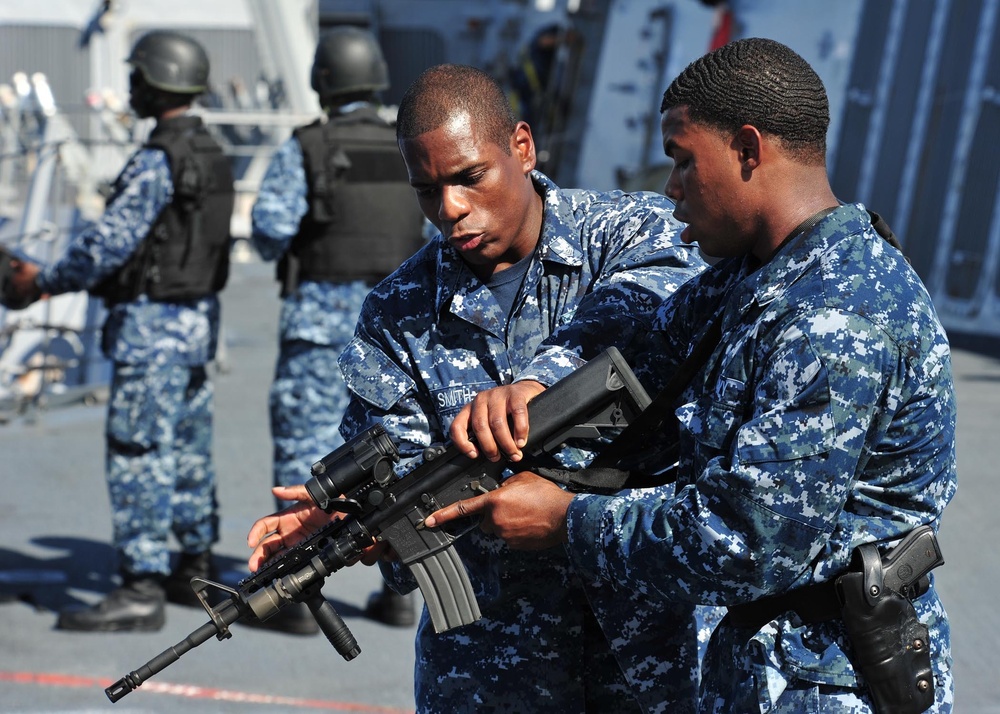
[
  {"left": 518, "top": 195, "right": 704, "bottom": 387},
  {"left": 36, "top": 149, "right": 172, "bottom": 295},
  {"left": 250, "top": 135, "right": 308, "bottom": 261},
  {"left": 565, "top": 309, "right": 922, "bottom": 606}
]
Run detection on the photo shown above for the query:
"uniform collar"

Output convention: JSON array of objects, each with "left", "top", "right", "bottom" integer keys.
[
  {"left": 152, "top": 112, "right": 202, "bottom": 135},
  {"left": 534, "top": 170, "right": 585, "bottom": 268},
  {"left": 727, "top": 203, "right": 871, "bottom": 319}
]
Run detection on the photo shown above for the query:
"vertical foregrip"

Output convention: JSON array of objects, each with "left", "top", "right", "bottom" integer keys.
[
  {"left": 307, "top": 592, "right": 360, "bottom": 660},
  {"left": 409, "top": 545, "right": 482, "bottom": 633}
]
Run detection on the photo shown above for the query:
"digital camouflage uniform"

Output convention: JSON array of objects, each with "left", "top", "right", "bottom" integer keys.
[
  {"left": 567, "top": 203, "right": 957, "bottom": 712},
  {"left": 339, "top": 171, "right": 707, "bottom": 713},
  {"left": 251, "top": 127, "right": 370, "bottom": 500},
  {"left": 36, "top": 146, "right": 221, "bottom": 579}
]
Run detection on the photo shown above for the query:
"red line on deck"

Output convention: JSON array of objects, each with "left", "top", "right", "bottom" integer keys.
[{"left": 0, "top": 671, "right": 414, "bottom": 712}]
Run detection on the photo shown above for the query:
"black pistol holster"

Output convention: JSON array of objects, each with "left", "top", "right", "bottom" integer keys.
[{"left": 835, "top": 525, "right": 944, "bottom": 714}]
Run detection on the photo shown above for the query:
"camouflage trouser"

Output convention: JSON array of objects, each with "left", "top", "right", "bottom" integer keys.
[
  {"left": 414, "top": 580, "right": 644, "bottom": 714},
  {"left": 410, "top": 534, "right": 680, "bottom": 713},
  {"left": 105, "top": 362, "right": 218, "bottom": 577},
  {"left": 269, "top": 339, "right": 351, "bottom": 508}
]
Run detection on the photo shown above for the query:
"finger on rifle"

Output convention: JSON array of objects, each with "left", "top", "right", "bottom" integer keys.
[
  {"left": 501, "top": 386, "right": 532, "bottom": 463},
  {"left": 487, "top": 386, "right": 522, "bottom": 462},
  {"left": 246, "top": 513, "right": 282, "bottom": 548},
  {"left": 423, "top": 493, "right": 489, "bottom": 529},
  {"left": 466, "top": 393, "right": 504, "bottom": 463},
  {"left": 247, "top": 531, "right": 284, "bottom": 571},
  {"left": 508, "top": 380, "right": 546, "bottom": 455},
  {"left": 271, "top": 484, "right": 311, "bottom": 502},
  {"left": 359, "top": 541, "right": 394, "bottom": 566},
  {"left": 449, "top": 406, "right": 479, "bottom": 459},
  {"left": 247, "top": 490, "right": 318, "bottom": 548}
]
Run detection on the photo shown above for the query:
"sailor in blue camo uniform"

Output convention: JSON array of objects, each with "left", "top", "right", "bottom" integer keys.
[
  {"left": 249, "top": 64, "right": 707, "bottom": 712},
  {"left": 39, "top": 148, "right": 221, "bottom": 574},
  {"left": 338, "top": 164, "right": 711, "bottom": 712},
  {"left": 251, "top": 27, "right": 425, "bottom": 509},
  {"left": 9, "top": 31, "right": 233, "bottom": 632},
  {"left": 427, "top": 40, "right": 957, "bottom": 712},
  {"left": 342, "top": 72, "right": 710, "bottom": 712},
  {"left": 251, "top": 27, "right": 426, "bottom": 631},
  {"left": 251, "top": 113, "right": 366, "bottom": 504}
]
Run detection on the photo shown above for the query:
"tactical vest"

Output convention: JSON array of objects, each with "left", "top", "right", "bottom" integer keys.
[
  {"left": 281, "top": 106, "right": 424, "bottom": 288},
  {"left": 92, "top": 115, "right": 234, "bottom": 304}
]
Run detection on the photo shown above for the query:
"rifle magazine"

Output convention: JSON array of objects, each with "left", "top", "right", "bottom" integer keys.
[{"left": 408, "top": 544, "right": 482, "bottom": 633}]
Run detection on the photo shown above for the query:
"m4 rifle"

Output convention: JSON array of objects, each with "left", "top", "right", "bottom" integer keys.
[{"left": 106, "top": 346, "right": 650, "bottom": 702}]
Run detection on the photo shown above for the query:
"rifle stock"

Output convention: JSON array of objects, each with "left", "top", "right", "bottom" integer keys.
[{"left": 106, "top": 346, "right": 650, "bottom": 702}]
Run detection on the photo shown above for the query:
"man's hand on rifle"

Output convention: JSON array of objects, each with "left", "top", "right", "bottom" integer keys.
[
  {"left": 246, "top": 485, "right": 334, "bottom": 570},
  {"left": 450, "top": 380, "right": 546, "bottom": 463},
  {"left": 423, "top": 471, "right": 573, "bottom": 550},
  {"left": 246, "top": 484, "right": 394, "bottom": 571}
]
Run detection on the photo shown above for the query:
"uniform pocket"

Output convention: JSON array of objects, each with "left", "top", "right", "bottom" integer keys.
[
  {"left": 339, "top": 337, "right": 416, "bottom": 412},
  {"left": 677, "top": 376, "right": 747, "bottom": 452},
  {"left": 735, "top": 340, "right": 836, "bottom": 465}
]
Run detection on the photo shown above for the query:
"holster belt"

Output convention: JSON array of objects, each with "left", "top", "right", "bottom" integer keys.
[
  {"left": 726, "top": 579, "right": 842, "bottom": 630},
  {"left": 727, "top": 572, "right": 931, "bottom": 632}
]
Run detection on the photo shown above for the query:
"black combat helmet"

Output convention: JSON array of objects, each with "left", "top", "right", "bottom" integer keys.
[
  {"left": 127, "top": 30, "right": 209, "bottom": 117},
  {"left": 311, "top": 26, "right": 389, "bottom": 104}
]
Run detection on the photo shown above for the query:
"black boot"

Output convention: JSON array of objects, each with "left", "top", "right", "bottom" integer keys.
[
  {"left": 365, "top": 583, "right": 415, "bottom": 627},
  {"left": 57, "top": 575, "right": 165, "bottom": 632},
  {"left": 165, "top": 551, "right": 216, "bottom": 607}
]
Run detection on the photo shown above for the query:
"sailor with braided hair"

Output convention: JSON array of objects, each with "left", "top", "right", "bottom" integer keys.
[
  {"left": 428, "top": 38, "right": 957, "bottom": 712},
  {"left": 661, "top": 36, "right": 830, "bottom": 165}
]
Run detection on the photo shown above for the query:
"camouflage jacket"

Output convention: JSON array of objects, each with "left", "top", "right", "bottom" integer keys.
[
  {"left": 339, "top": 170, "right": 707, "bottom": 710},
  {"left": 37, "top": 144, "right": 218, "bottom": 366},
  {"left": 567, "top": 202, "right": 957, "bottom": 706},
  {"left": 251, "top": 133, "right": 365, "bottom": 344}
]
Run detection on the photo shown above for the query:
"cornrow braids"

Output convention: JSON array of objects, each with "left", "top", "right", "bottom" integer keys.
[
  {"left": 661, "top": 38, "right": 829, "bottom": 163},
  {"left": 397, "top": 64, "right": 518, "bottom": 154}
]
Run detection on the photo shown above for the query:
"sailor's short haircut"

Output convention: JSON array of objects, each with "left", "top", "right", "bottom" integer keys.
[
  {"left": 397, "top": 64, "right": 518, "bottom": 154},
  {"left": 661, "top": 38, "right": 829, "bottom": 164}
]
